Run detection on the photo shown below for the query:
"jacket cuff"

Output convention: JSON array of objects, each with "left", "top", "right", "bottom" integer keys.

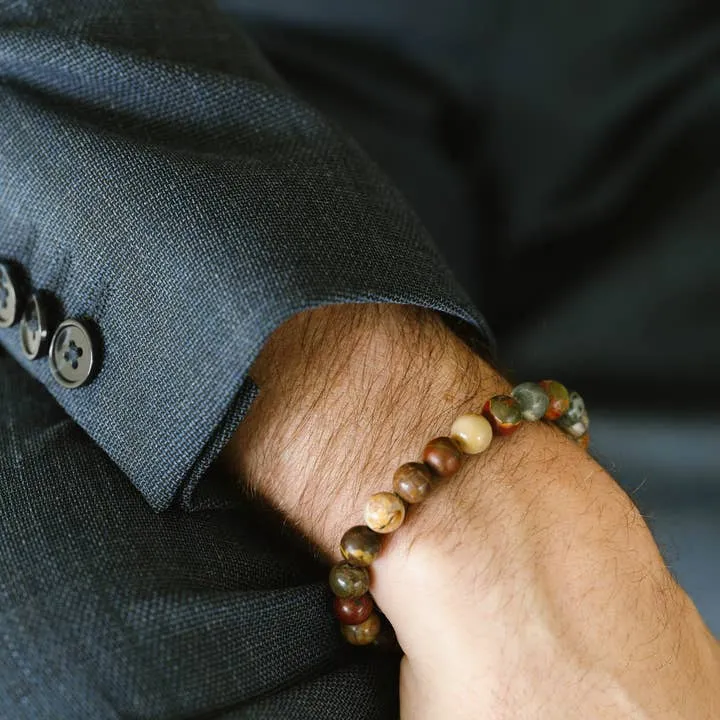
[{"left": 0, "top": 17, "right": 493, "bottom": 511}]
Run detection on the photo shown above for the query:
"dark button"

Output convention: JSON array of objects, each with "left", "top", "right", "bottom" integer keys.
[
  {"left": 20, "top": 293, "right": 54, "bottom": 360},
  {"left": 49, "top": 319, "right": 99, "bottom": 389},
  {"left": 0, "top": 262, "right": 22, "bottom": 328}
]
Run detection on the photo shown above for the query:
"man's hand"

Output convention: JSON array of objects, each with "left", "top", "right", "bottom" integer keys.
[{"left": 221, "top": 303, "right": 720, "bottom": 719}]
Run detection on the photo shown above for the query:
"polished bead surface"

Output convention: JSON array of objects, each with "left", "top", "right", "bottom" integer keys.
[
  {"left": 559, "top": 417, "right": 588, "bottom": 439},
  {"left": 334, "top": 593, "right": 374, "bottom": 625},
  {"left": 450, "top": 413, "right": 493, "bottom": 454},
  {"left": 365, "top": 492, "right": 406, "bottom": 533},
  {"left": 393, "top": 462, "right": 433, "bottom": 503},
  {"left": 49, "top": 319, "right": 100, "bottom": 389},
  {"left": 340, "top": 525, "right": 382, "bottom": 566},
  {"left": 561, "top": 391, "right": 586, "bottom": 424},
  {"left": 0, "top": 262, "right": 22, "bottom": 328},
  {"left": 511, "top": 382, "right": 549, "bottom": 422},
  {"left": 329, "top": 562, "right": 370, "bottom": 598},
  {"left": 422, "top": 437, "right": 463, "bottom": 477},
  {"left": 558, "top": 400, "right": 590, "bottom": 438},
  {"left": 539, "top": 380, "right": 570, "bottom": 420},
  {"left": 340, "top": 612, "right": 382, "bottom": 646},
  {"left": 482, "top": 395, "right": 522, "bottom": 435}
]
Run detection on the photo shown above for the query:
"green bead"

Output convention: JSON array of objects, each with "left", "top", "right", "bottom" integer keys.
[
  {"left": 558, "top": 392, "right": 589, "bottom": 438},
  {"left": 511, "top": 382, "right": 549, "bottom": 422},
  {"left": 561, "top": 391, "right": 586, "bottom": 424},
  {"left": 329, "top": 562, "right": 370, "bottom": 598}
]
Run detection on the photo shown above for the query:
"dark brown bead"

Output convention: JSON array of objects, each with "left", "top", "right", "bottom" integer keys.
[
  {"left": 329, "top": 562, "right": 370, "bottom": 598},
  {"left": 482, "top": 395, "right": 522, "bottom": 436},
  {"left": 422, "top": 437, "right": 463, "bottom": 478},
  {"left": 340, "top": 612, "right": 382, "bottom": 646},
  {"left": 334, "top": 593, "right": 374, "bottom": 625},
  {"left": 340, "top": 525, "right": 382, "bottom": 567},
  {"left": 393, "top": 462, "right": 433, "bottom": 504}
]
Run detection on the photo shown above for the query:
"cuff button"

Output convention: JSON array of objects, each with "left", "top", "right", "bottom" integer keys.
[
  {"left": 20, "top": 293, "right": 54, "bottom": 360},
  {"left": 49, "top": 319, "right": 100, "bottom": 389},
  {"left": 0, "top": 262, "right": 22, "bottom": 328}
]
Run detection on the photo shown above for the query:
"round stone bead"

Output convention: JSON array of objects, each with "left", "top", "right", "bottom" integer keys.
[
  {"left": 422, "top": 437, "right": 463, "bottom": 477},
  {"left": 450, "top": 413, "right": 493, "bottom": 454},
  {"left": 393, "top": 462, "right": 433, "bottom": 504},
  {"left": 340, "top": 612, "right": 382, "bottom": 646},
  {"left": 340, "top": 525, "right": 382, "bottom": 567},
  {"left": 334, "top": 593, "right": 374, "bottom": 625},
  {"left": 482, "top": 395, "right": 522, "bottom": 436},
  {"left": 364, "top": 492, "right": 406, "bottom": 534},
  {"left": 329, "top": 562, "right": 370, "bottom": 598},
  {"left": 559, "top": 418, "right": 588, "bottom": 439},
  {"left": 539, "top": 380, "right": 570, "bottom": 421},
  {"left": 511, "top": 382, "right": 549, "bottom": 422},
  {"left": 561, "top": 391, "right": 586, "bottom": 425}
]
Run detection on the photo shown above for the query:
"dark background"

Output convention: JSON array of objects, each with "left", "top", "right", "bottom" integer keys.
[{"left": 219, "top": 0, "right": 720, "bottom": 632}]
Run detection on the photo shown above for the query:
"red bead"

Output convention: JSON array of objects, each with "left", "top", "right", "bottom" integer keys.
[
  {"left": 482, "top": 395, "right": 522, "bottom": 436},
  {"left": 422, "top": 437, "right": 463, "bottom": 478},
  {"left": 334, "top": 594, "right": 374, "bottom": 625},
  {"left": 539, "top": 380, "right": 570, "bottom": 421}
]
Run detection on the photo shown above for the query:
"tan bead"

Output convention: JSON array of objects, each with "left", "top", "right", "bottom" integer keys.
[
  {"left": 364, "top": 492, "right": 406, "bottom": 534},
  {"left": 450, "top": 413, "right": 493, "bottom": 454},
  {"left": 393, "top": 462, "right": 432, "bottom": 504}
]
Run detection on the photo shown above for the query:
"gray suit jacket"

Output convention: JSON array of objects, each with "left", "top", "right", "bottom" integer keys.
[{"left": 0, "top": 1, "right": 489, "bottom": 718}]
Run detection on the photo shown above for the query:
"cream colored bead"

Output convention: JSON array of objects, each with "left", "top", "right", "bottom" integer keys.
[
  {"left": 450, "top": 413, "right": 493, "bottom": 454},
  {"left": 364, "top": 492, "right": 406, "bottom": 534}
]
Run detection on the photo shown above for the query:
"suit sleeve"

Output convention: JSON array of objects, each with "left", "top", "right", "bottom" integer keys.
[{"left": 0, "top": 0, "right": 493, "bottom": 510}]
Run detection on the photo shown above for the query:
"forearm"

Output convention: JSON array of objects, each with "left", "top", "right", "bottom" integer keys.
[{"left": 221, "top": 302, "right": 719, "bottom": 718}]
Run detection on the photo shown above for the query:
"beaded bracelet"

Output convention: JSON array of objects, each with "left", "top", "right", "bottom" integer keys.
[{"left": 329, "top": 379, "right": 590, "bottom": 646}]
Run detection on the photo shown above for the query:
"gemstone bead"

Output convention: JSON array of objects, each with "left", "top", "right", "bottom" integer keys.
[
  {"left": 393, "top": 462, "right": 433, "bottom": 504},
  {"left": 511, "top": 382, "right": 549, "bottom": 422},
  {"left": 450, "top": 413, "right": 493, "bottom": 454},
  {"left": 365, "top": 492, "right": 406, "bottom": 534},
  {"left": 422, "top": 437, "right": 463, "bottom": 477},
  {"left": 340, "top": 612, "right": 382, "bottom": 646},
  {"left": 340, "top": 525, "right": 382, "bottom": 567},
  {"left": 329, "top": 562, "right": 370, "bottom": 598},
  {"left": 539, "top": 380, "right": 570, "bottom": 421},
  {"left": 482, "top": 395, "right": 522, "bottom": 435},
  {"left": 334, "top": 594, "right": 374, "bottom": 625},
  {"left": 558, "top": 411, "right": 589, "bottom": 439},
  {"left": 561, "top": 391, "right": 586, "bottom": 424}
]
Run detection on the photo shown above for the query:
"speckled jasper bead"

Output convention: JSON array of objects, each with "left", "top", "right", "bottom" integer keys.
[
  {"left": 511, "top": 382, "right": 550, "bottom": 422},
  {"left": 334, "top": 594, "right": 374, "bottom": 625},
  {"left": 393, "top": 462, "right": 433, "bottom": 504},
  {"left": 422, "top": 437, "right": 463, "bottom": 477},
  {"left": 329, "top": 562, "right": 370, "bottom": 598},
  {"left": 482, "top": 395, "right": 522, "bottom": 435},
  {"left": 539, "top": 380, "right": 570, "bottom": 420},
  {"left": 365, "top": 491, "right": 406, "bottom": 533},
  {"left": 340, "top": 612, "right": 382, "bottom": 646},
  {"left": 450, "top": 413, "right": 493, "bottom": 454},
  {"left": 562, "top": 391, "right": 586, "bottom": 424},
  {"left": 340, "top": 525, "right": 382, "bottom": 566}
]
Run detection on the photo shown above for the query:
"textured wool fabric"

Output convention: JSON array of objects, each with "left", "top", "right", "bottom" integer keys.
[
  {"left": 0, "top": 350, "right": 402, "bottom": 718},
  {"left": 0, "top": 0, "right": 492, "bottom": 511}
]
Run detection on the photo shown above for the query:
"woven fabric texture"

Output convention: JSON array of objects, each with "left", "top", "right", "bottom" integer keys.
[{"left": 0, "top": 0, "right": 491, "bottom": 511}]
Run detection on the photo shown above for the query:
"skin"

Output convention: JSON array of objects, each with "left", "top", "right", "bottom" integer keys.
[{"left": 221, "top": 303, "right": 720, "bottom": 719}]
